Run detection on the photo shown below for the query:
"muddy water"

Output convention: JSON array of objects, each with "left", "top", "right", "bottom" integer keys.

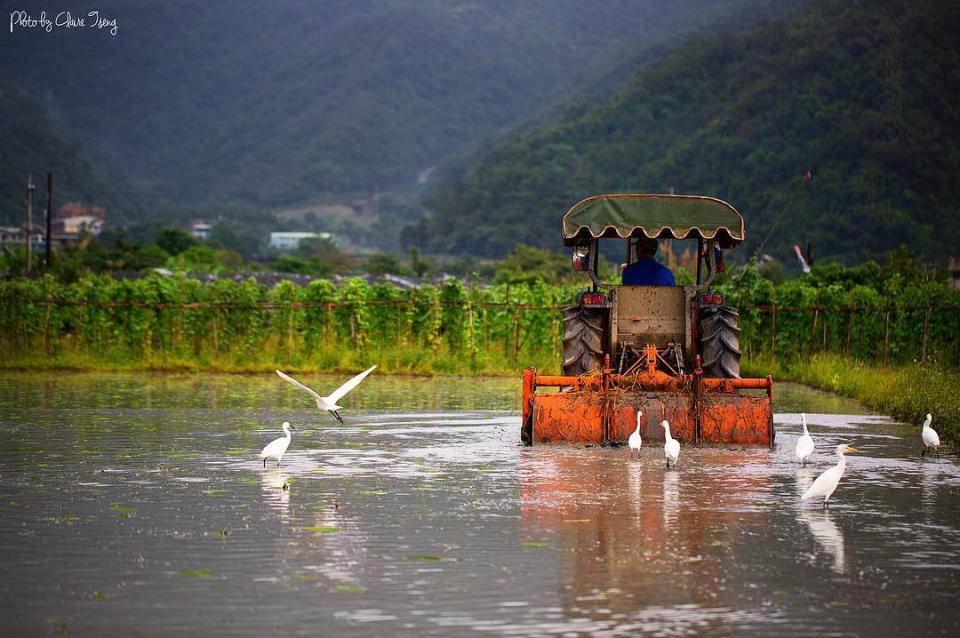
[{"left": 1, "top": 373, "right": 958, "bottom": 636}]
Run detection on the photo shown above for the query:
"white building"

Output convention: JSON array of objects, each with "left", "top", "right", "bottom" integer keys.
[
  {"left": 191, "top": 222, "right": 213, "bottom": 240},
  {"left": 269, "top": 231, "right": 333, "bottom": 251}
]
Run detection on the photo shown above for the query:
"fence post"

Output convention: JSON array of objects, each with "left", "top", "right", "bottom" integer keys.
[
  {"left": 512, "top": 305, "right": 520, "bottom": 360},
  {"left": 396, "top": 302, "right": 403, "bottom": 348},
  {"left": 43, "top": 279, "right": 52, "bottom": 356},
  {"left": 808, "top": 307, "right": 819, "bottom": 358},
  {"left": 771, "top": 298, "right": 776, "bottom": 363},
  {"left": 845, "top": 308, "right": 853, "bottom": 356},
  {"left": 882, "top": 310, "right": 891, "bottom": 367},
  {"left": 920, "top": 306, "right": 930, "bottom": 364}
]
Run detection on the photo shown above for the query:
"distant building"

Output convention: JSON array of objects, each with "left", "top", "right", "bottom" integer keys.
[
  {"left": 0, "top": 226, "right": 23, "bottom": 244},
  {"left": 52, "top": 215, "right": 102, "bottom": 236},
  {"left": 269, "top": 231, "right": 333, "bottom": 251},
  {"left": 0, "top": 225, "right": 45, "bottom": 247},
  {"left": 191, "top": 222, "right": 213, "bottom": 241},
  {"left": 52, "top": 202, "right": 106, "bottom": 239},
  {"left": 949, "top": 257, "right": 960, "bottom": 290}
]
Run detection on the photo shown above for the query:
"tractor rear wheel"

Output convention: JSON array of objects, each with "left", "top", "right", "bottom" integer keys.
[
  {"left": 699, "top": 306, "right": 741, "bottom": 378},
  {"left": 562, "top": 306, "right": 604, "bottom": 376}
]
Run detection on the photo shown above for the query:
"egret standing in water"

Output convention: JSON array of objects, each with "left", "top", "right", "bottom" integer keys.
[
  {"left": 259, "top": 421, "right": 295, "bottom": 467},
  {"left": 628, "top": 412, "right": 643, "bottom": 460},
  {"left": 921, "top": 413, "right": 940, "bottom": 457},
  {"left": 796, "top": 413, "right": 814, "bottom": 466},
  {"left": 801, "top": 443, "right": 858, "bottom": 507},
  {"left": 662, "top": 420, "right": 680, "bottom": 469},
  {"left": 276, "top": 366, "right": 376, "bottom": 423}
]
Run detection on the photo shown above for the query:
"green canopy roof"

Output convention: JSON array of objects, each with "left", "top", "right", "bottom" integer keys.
[{"left": 562, "top": 194, "right": 745, "bottom": 248}]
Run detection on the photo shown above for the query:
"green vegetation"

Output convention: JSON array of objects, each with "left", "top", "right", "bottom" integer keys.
[
  {"left": 4, "top": 1, "right": 778, "bottom": 210},
  {"left": 419, "top": 0, "right": 960, "bottom": 264},
  {"left": 0, "top": 274, "right": 575, "bottom": 376},
  {"left": 0, "top": 75, "right": 134, "bottom": 224},
  {"left": 762, "top": 354, "right": 960, "bottom": 445}
]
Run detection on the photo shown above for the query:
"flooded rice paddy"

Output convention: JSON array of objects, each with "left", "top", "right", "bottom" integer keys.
[{"left": 1, "top": 372, "right": 959, "bottom": 636}]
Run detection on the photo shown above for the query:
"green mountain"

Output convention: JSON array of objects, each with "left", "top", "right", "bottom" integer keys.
[
  {"left": 0, "top": 76, "right": 135, "bottom": 226},
  {"left": 416, "top": 0, "right": 960, "bottom": 265},
  {"left": 2, "top": 0, "right": 792, "bottom": 211}
]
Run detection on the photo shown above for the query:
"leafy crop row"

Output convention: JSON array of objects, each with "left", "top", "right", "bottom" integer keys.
[{"left": 3, "top": 269, "right": 959, "bottom": 371}]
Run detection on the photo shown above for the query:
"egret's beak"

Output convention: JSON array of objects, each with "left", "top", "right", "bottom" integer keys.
[{"left": 845, "top": 446, "right": 858, "bottom": 453}]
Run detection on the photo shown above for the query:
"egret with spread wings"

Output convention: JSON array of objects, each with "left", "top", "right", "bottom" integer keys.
[{"left": 276, "top": 366, "right": 376, "bottom": 423}]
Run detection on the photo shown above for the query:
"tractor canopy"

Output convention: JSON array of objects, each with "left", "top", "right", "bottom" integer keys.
[{"left": 562, "top": 194, "right": 745, "bottom": 249}]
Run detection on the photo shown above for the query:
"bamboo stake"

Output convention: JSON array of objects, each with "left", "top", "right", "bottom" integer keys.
[
  {"left": 771, "top": 294, "right": 776, "bottom": 363},
  {"left": 882, "top": 310, "right": 891, "bottom": 367},
  {"left": 845, "top": 309, "right": 853, "bottom": 356},
  {"left": 921, "top": 306, "right": 930, "bottom": 364}
]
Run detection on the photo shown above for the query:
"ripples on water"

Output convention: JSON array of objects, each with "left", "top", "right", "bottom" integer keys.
[{"left": 0, "top": 373, "right": 958, "bottom": 636}]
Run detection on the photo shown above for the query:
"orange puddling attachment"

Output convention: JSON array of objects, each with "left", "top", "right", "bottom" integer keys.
[{"left": 521, "top": 357, "right": 774, "bottom": 447}]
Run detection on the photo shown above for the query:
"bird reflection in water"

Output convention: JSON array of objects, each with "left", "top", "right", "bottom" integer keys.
[
  {"left": 662, "top": 469, "right": 679, "bottom": 529},
  {"left": 260, "top": 468, "right": 291, "bottom": 515},
  {"left": 800, "top": 507, "right": 846, "bottom": 574}
]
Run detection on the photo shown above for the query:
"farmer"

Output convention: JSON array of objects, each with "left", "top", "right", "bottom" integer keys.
[{"left": 621, "top": 236, "right": 675, "bottom": 286}]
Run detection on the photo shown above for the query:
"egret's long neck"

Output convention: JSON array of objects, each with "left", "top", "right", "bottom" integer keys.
[
  {"left": 634, "top": 422, "right": 642, "bottom": 434},
  {"left": 284, "top": 426, "right": 292, "bottom": 438},
  {"left": 802, "top": 417, "right": 809, "bottom": 436},
  {"left": 664, "top": 427, "right": 672, "bottom": 443},
  {"left": 836, "top": 448, "right": 846, "bottom": 470}
]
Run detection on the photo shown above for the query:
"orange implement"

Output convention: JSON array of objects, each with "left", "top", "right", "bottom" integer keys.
[{"left": 521, "top": 361, "right": 774, "bottom": 447}]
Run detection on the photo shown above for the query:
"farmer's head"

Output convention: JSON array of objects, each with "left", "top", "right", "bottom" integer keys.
[{"left": 636, "top": 236, "right": 658, "bottom": 258}]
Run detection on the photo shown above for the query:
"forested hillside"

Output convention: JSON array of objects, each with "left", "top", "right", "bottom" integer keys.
[
  {"left": 416, "top": 0, "right": 960, "bottom": 264},
  {"left": 0, "top": 76, "right": 135, "bottom": 225},
  {"left": 1, "top": 0, "right": 772, "bottom": 210}
]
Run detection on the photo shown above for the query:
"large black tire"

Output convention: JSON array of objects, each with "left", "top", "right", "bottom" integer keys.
[
  {"left": 699, "top": 305, "right": 741, "bottom": 378},
  {"left": 562, "top": 306, "right": 604, "bottom": 376}
]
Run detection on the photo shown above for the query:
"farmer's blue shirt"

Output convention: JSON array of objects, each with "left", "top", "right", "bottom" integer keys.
[{"left": 621, "top": 257, "right": 676, "bottom": 286}]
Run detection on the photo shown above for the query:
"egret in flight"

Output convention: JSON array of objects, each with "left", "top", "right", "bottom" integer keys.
[
  {"left": 276, "top": 366, "right": 376, "bottom": 423},
  {"left": 796, "top": 413, "right": 814, "bottom": 466},
  {"left": 801, "top": 443, "right": 858, "bottom": 507},
  {"left": 662, "top": 420, "right": 680, "bottom": 469},
  {"left": 921, "top": 413, "right": 940, "bottom": 457},
  {"left": 259, "top": 421, "right": 295, "bottom": 467},
  {"left": 628, "top": 411, "right": 643, "bottom": 460}
]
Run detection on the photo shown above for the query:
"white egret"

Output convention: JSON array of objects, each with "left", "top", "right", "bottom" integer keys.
[
  {"left": 628, "top": 411, "right": 643, "bottom": 460},
  {"left": 801, "top": 443, "right": 858, "bottom": 507},
  {"left": 662, "top": 420, "right": 680, "bottom": 469},
  {"left": 796, "top": 413, "right": 814, "bottom": 466},
  {"left": 276, "top": 366, "right": 376, "bottom": 423},
  {"left": 921, "top": 413, "right": 940, "bottom": 457},
  {"left": 259, "top": 421, "right": 295, "bottom": 467}
]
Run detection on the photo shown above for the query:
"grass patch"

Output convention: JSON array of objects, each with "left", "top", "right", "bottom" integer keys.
[
  {"left": 756, "top": 353, "right": 960, "bottom": 443},
  {"left": 335, "top": 584, "right": 365, "bottom": 592},
  {"left": 175, "top": 569, "right": 210, "bottom": 578},
  {"left": 521, "top": 540, "right": 550, "bottom": 548},
  {"left": 0, "top": 344, "right": 561, "bottom": 377},
  {"left": 303, "top": 526, "right": 338, "bottom": 533}
]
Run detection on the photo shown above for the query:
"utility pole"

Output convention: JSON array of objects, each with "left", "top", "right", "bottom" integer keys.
[
  {"left": 25, "top": 173, "right": 35, "bottom": 273},
  {"left": 45, "top": 172, "right": 53, "bottom": 268}
]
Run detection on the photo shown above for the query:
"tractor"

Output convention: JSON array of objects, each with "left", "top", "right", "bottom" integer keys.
[{"left": 521, "top": 193, "right": 774, "bottom": 447}]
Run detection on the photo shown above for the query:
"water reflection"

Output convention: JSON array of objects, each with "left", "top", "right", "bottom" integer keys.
[
  {"left": 662, "top": 469, "right": 679, "bottom": 529},
  {"left": 2, "top": 375, "right": 960, "bottom": 636},
  {"left": 260, "top": 468, "right": 290, "bottom": 514},
  {"left": 800, "top": 507, "right": 846, "bottom": 574}
]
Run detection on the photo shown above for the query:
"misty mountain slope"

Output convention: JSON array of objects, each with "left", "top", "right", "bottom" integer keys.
[
  {"left": 0, "top": 76, "right": 135, "bottom": 225},
  {"left": 2, "top": 0, "right": 785, "bottom": 210},
  {"left": 416, "top": 0, "right": 960, "bottom": 264}
]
